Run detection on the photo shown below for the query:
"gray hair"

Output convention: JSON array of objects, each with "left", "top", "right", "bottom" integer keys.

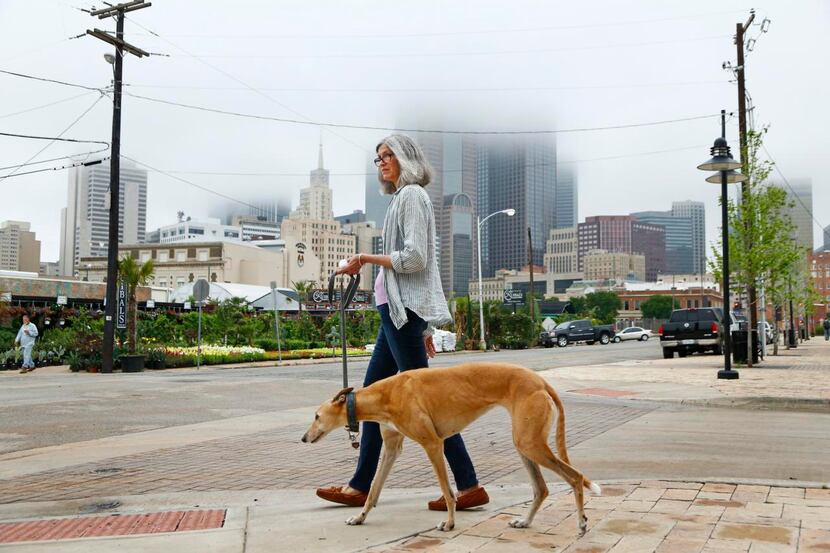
[{"left": 376, "top": 134, "right": 433, "bottom": 194}]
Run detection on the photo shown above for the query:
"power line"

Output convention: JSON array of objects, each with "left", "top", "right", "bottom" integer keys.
[
  {"left": 761, "top": 144, "right": 827, "bottom": 236},
  {"left": 0, "top": 68, "right": 108, "bottom": 92},
  {"left": 0, "top": 91, "right": 95, "bottom": 119},
  {"left": 0, "top": 130, "right": 109, "bottom": 147},
  {"left": 119, "top": 153, "right": 273, "bottom": 216},
  {"left": 157, "top": 144, "right": 710, "bottom": 178},
  {"left": 128, "top": 9, "right": 746, "bottom": 39},
  {"left": 122, "top": 79, "right": 729, "bottom": 93},
  {"left": 124, "top": 91, "right": 724, "bottom": 135},
  {"left": 0, "top": 157, "right": 109, "bottom": 179},
  {"left": 176, "top": 34, "right": 730, "bottom": 60},
  {"left": 0, "top": 94, "right": 107, "bottom": 181},
  {"left": 0, "top": 147, "right": 110, "bottom": 172}
]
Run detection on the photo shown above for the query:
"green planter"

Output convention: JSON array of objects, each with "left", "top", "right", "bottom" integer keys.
[{"left": 121, "top": 354, "right": 146, "bottom": 373}]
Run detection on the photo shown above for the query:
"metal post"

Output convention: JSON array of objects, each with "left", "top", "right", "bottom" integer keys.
[
  {"left": 718, "top": 167, "right": 737, "bottom": 379},
  {"left": 196, "top": 301, "right": 202, "bottom": 370},
  {"left": 271, "top": 285, "right": 282, "bottom": 362},
  {"left": 477, "top": 215, "right": 486, "bottom": 350}
]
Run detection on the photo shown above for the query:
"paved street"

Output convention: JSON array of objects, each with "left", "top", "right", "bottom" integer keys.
[{"left": 1, "top": 340, "right": 829, "bottom": 551}]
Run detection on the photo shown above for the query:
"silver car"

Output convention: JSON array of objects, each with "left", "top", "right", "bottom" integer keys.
[{"left": 612, "top": 326, "right": 653, "bottom": 343}]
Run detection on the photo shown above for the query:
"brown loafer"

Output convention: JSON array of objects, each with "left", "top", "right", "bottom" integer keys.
[
  {"left": 428, "top": 486, "right": 489, "bottom": 511},
  {"left": 316, "top": 486, "right": 367, "bottom": 507}
]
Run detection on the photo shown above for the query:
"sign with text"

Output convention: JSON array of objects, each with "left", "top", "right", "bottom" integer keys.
[
  {"left": 503, "top": 288, "right": 525, "bottom": 305},
  {"left": 116, "top": 282, "right": 127, "bottom": 329},
  {"left": 56, "top": 295, "right": 68, "bottom": 306}
]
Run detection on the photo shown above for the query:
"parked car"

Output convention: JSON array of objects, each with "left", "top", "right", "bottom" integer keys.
[
  {"left": 612, "top": 327, "right": 653, "bottom": 343},
  {"left": 659, "top": 308, "right": 725, "bottom": 359},
  {"left": 761, "top": 321, "right": 774, "bottom": 345},
  {"left": 542, "top": 319, "right": 615, "bottom": 347}
]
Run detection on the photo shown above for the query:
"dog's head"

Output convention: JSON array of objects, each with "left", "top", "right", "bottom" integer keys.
[{"left": 301, "top": 387, "right": 353, "bottom": 444}]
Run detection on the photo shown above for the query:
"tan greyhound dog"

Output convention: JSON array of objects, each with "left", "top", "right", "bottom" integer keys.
[{"left": 301, "top": 362, "right": 601, "bottom": 533}]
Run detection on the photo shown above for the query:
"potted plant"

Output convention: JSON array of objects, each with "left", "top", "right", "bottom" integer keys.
[
  {"left": 146, "top": 348, "right": 165, "bottom": 369},
  {"left": 118, "top": 256, "right": 155, "bottom": 372}
]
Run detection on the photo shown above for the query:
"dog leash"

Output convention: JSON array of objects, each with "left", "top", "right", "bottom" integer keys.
[{"left": 328, "top": 270, "right": 361, "bottom": 448}]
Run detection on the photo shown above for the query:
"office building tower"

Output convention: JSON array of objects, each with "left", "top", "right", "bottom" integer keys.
[
  {"left": 292, "top": 143, "right": 333, "bottom": 220},
  {"left": 476, "top": 136, "right": 556, "bottom": 277},
  {"left": 632, "top": 210, "right": 694, "bottom": 275},
  {"left": 59, "top": 159, "right": 147, "bottom": 277},
  {"left": 577, "top": 216, "right": 666, "bottom": 281},
  {"left": 0, "top": 220, "right": 40, "bottom": 273},
  {"left": 671, "top": 201, "right": 706, "bottom": 275},
  {"left": 555, "top": 166, "right": 578, "bottom": 229},
  {"left": 776, "top": 178, "right": 814, "bottom": 250}
]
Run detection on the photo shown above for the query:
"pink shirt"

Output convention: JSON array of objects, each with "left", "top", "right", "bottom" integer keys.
[{"left": 374, "top": 268, "right": 388, "bottom": 306}]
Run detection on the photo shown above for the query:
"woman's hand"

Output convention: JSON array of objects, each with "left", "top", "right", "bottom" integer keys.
[
  {"left": 424, "top": 335, "right": 436, "bottom": 359},
  {"left": 336, "top": 255, "right": 363, "bottom": 275}
]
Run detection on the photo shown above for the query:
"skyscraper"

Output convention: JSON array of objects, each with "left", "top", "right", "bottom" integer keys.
[
  {"left": 476, "top": 136, "right": 556, "bottom": 277},
  {"left": 293, "top": 143, "right": 333, "bottom": 220},
  {"left": 0, "top": 220, "right": 40, "bottom": 273},
  {"left": 555, "top": 166, "right": 578, "bottom": 229},
  {"left": 823, "top": 224, "right": 830, "bottom": 252},
  {"left": 577, "top": 216, "right": 666, "bottom": 281},
  {"left": 632, "top": 210, "right": 694, "bottom": 275},
  {"left": 59, "top": 159, "right": 147, "bottom": 277},
  {"left": 364, "top": 159, "right": 392, "bottom": 226},
  {"left": 671, "top": 201, "right": 706, "bottom": 275},
  {"left": 776, "top": 178, "right": 814, "bottom": 251}
]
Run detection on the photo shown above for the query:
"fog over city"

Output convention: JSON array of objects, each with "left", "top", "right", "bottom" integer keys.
[{"left": 1, "top": 0, "right": 827, "bottom": 261}]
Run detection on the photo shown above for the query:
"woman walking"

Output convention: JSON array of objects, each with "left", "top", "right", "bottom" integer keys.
[{"left": 316, "top": 134, "right": 489, "bottom": 511}]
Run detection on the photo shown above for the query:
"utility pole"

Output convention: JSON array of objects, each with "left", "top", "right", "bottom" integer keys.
[
  {"left": 87, "top": 0, "right": 151, "bottom": 373},
  {"left": 527, "top": 227, "right": 535, "bottom": 320},
  {"left": 734, "top": 9, "right": 756, "bottom": 367}
]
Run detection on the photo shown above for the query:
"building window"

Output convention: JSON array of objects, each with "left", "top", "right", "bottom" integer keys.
[
  {"left": 158, "top": 251, "right": 169, "bottom": 262},
  {"left": 197, "top": 249, "right": 208, "bottom": 261},
  {"left": 175, "top": 250, "right": 186, "bottom": 262},
  {"left": 139, "top": 251, "right": 151, "bottom": 263}
]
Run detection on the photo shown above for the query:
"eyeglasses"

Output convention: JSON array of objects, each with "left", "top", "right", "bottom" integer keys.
[{"left": 373, "top": 152, "right": 395, "bottom": 167}]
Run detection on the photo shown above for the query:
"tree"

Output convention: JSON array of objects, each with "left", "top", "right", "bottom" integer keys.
[
  {"left": 118, "top": 256, "right": 155, "bottom": 354},
  {"left": 640, "top": 295, "right": 680, "bottom": 320},
  {"left": 292, "top": 280, "right": 314, "bottom": 314},
  {"left": 709, "top": 128, "right": 802, "bottom": 362},
  {"left": 585, "top": 291, "right": 621, "bottom": 324}
]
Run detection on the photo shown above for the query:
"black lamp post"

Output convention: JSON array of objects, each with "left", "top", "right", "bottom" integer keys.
[{"left": 697, "top": 110, "right": 746, "bottom": 380}]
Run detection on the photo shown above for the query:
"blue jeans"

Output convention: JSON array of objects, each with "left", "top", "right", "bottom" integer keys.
[
  {"left": 348, "top": 304, "right": 479, "bottom": 493},
  {"left": 824, "top": 327, "right": 829, "bottom": 341}
]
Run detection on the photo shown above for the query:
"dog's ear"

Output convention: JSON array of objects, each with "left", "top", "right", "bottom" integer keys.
[{"left": 331, "top": 387, "right": 354, "bottom": 404}]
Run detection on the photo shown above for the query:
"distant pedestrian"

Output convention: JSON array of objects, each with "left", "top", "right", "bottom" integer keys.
[
  {"left": 15, "top": 314, "right": 38, "bottom": 373},
  {"left": 823, "top": 316, "right": 830, "bottom": 341}
]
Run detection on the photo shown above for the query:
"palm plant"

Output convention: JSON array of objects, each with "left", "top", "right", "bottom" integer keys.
[
  {"left": 118, "top": 256, "right": 155, "bottom": 354},
  {"left": 291, "top": 280, "right": 313, "bottom": 314}
]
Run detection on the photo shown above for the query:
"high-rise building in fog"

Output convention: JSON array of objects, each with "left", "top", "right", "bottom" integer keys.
[
  {"left": 671, "top": 201, "right": 706, "bottom": 275},
  {"left": 59, "top": 159, "right": 147, "bottom": 277},
  {"left": 775, "top": 178, "right": 814, "bottom": 250},
  {"left": 555, "top": 166, "right": 578, "bottom": 229},
  {"left": 476, "top": 136, "right": 556, "bottom": 277},
  {"left": 292, "top": 143, "right": 333, "bottom": 220},
  {"left": 823, "top": 224, "right": 830, "bottom": 252},
  {"left": 632, "top": 210, "right": 693, "bottom": 275}
]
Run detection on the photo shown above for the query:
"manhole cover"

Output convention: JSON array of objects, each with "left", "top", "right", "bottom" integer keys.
[{"left": 79, "top": 501, "right": 121, "bottom": 514}]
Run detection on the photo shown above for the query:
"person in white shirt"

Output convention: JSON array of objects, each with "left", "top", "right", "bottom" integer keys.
[{"left": 15, "top": 314, "right": 39, "bottom": 374}]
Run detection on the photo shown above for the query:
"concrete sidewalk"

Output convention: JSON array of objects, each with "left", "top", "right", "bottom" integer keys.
[{"left": 544, "top": 338, "right": 830, "bottom": 409}]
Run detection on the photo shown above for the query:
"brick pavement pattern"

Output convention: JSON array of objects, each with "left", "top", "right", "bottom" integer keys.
[
  {"left": 0, "top": 401, "right": 649, "bottom": 505},
  {"left": 0, "top": 509, "right": 226, "bottom": 544},
  {"left": 373, "top": 481, "right": 830, "bottom": 552}
]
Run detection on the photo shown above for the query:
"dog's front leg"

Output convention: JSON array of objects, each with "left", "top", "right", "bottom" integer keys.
[
  {"left": 346, "top": 429, "right": 403, "bottom": 526},
  {"left": 423, "top": 442, "right": 456, "bottom": 531}
]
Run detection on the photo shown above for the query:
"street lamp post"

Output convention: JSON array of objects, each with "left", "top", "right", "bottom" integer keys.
[
  {"left": 697, "top": 110, "right": 746, "bottom": 380},
  {"left": 476, "top": 208, "right": 516, "bottom": 350}
]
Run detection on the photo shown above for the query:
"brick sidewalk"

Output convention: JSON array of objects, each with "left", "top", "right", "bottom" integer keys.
[
  {"left": 549, "top": 339, "right": 830, "bottom": 402},
  {"left": 0, "top": 401, "right": 649, "bottom": 505},
  {"left": 374, "top": 481, "right": 830, "bottom": 552}
]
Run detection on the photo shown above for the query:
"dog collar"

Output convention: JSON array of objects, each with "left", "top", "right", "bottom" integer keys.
[{"left": 345, "top": 392, "right": 359, "bottom": 433}]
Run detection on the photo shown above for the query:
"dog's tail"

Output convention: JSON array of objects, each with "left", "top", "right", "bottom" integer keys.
[{"left": 544, "top": 382, "right": 602, "bottom": 497}]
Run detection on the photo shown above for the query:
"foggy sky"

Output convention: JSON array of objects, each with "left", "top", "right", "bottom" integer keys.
[{"left": 1, "top": 0, "right": 828, "bottom": 262}]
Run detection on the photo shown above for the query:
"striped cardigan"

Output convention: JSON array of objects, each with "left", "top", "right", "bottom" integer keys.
[{"left": 382, "top": 183, "right": 452, "bottom": 335}]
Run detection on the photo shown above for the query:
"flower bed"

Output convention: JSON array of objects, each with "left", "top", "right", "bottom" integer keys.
[
  {"left": 163, "top": 345, "right": 266, "bottom": 368},
  {"left": 264, "top": 348, "right": 370, "bottom": 361}
]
